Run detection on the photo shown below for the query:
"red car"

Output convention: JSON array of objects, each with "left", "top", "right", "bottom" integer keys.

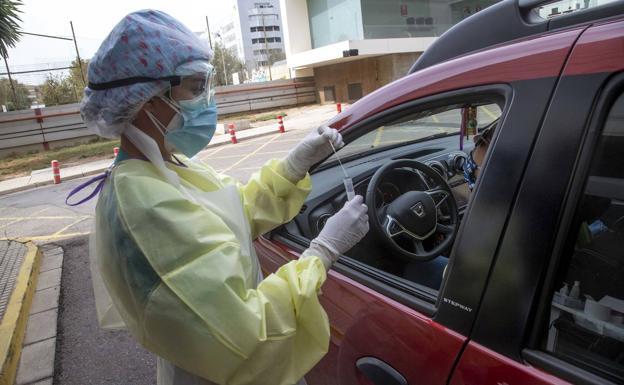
[{"left": 256, "top": 1, "right": 624, "bottom": 384}]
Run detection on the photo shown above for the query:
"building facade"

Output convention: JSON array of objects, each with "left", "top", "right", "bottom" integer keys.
[
  {"left": 279, "top": 0, "right": 500, "bottom": 103},
  {"left": 215, "top": 0, "right": 287, "bottom": 80}
]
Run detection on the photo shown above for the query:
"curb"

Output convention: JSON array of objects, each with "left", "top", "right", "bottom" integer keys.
[
  {"left": 0, "top": 128, "right": 284, "bottom": 198},
  {"left": 0, "top": 242, "right": 41, "bottom": 385}
]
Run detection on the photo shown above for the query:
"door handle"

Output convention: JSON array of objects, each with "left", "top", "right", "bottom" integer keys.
[{"left": 356, "top": 357, "right": 407, "bottom": 385}]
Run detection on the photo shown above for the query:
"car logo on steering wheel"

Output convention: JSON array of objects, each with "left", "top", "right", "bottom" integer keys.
[{"left": 411, "top": 202, "right": 426, "bottom": 218}]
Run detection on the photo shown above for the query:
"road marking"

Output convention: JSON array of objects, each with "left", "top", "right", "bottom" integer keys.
[
  {"left": 0, "top": 231, "right": 91, "bottom": 242},
  {"left": 0, "top": 216, "right": 92, "bottom": 221},
  {"left": 223, "top": 134, "right": 282, "bottom": 172},
  {"left": 51, "top": 216, "right": 91, "bottom": 237},
  {"left": 432, "top": 114, "right": 440, "bottom": 123},
  {"left": 0, "top": 208, "right": 50, "bottom": 230},
  {"left": 372, "top": 127, "right": 385, "bottom": 147}
]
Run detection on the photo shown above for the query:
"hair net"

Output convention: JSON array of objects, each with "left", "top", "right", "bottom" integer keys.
[{"left": 81, "top": 10, "right": 212, "bottom": 138}]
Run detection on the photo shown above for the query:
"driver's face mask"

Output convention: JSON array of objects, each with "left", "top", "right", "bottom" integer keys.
[{"left": 463, "top": 129, "right": 491, "bottom": 190}]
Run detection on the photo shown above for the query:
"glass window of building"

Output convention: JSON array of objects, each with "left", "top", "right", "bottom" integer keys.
[
  {"left": 307, "top": 0, "right": 501, "bottom": 46},
  {"left": 307, "top": 0, "right": 364, "bottom": 48}
]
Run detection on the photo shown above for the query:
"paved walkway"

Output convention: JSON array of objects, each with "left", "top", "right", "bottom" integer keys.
[
  {"left": 16, "top": 244, "right": 62, "bottom": 385},
  {"left": 0, "top": 103, "right": 344, "bottom": 197}
]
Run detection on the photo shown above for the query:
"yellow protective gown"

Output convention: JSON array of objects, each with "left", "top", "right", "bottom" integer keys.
[{"left": 95, "top": 156, "right": 330, "bottom": 385}]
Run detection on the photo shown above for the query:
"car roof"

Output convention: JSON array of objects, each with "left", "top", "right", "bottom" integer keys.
[
  {"left": 409, "top": 0, "right": 624, "bottom": 73},
  {"left": 329, "top": 25, "right": 583, "bottom": 131}
]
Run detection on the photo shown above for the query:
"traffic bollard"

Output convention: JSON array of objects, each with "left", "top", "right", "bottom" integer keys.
[
  {"left": 336, "top": 103, "right": 342, "bottom": 113},
  {"left": 51, "top": 160, "right": 61, "bottom": 184},
  {"left": 278, "top": 115, "right": 285, "bottom": 133},
  {"left": 229, "top": 123, "right": 238, "bottom": 144}
]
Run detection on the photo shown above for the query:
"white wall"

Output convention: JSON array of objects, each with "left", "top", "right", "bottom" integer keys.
[
  {"left": 279, "top": 0, "right": 312, "bottom": 56},
  {"left": 279, "top": 0, "right": 314, "bottom": 77}
]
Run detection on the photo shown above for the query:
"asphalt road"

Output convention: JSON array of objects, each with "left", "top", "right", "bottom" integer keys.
[{"left": 54, "top": 235, "right": 156, "bottom": 385}]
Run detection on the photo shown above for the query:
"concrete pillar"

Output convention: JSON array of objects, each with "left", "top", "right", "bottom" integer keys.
[{"left": 279, "top": 0, "right": 314, "bottom": 78}]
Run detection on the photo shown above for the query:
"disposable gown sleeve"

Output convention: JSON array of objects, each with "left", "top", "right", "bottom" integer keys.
[
  {"left": 218, "top": 159, "right": 311, "bottom": 239},
  {"left": 113, "top": 171, "right": 330, "bottom": 385}
]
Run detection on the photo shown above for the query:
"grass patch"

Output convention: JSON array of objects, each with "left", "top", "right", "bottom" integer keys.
[
  {"left": 253, "top": 111, "right": 287, "bottom": 122},
  {"left": 220, "top": 110, "right": 288, "bottom": 123},
  {"left": 1, "top": 137, "right": 119, "bottom": 181}
]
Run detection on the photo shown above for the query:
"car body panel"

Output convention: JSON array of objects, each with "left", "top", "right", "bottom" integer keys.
[
  {"left": 255, "top": 236, "right": 465, "bottom": 385},
  {"left": 562, "top": 19, "right": 624, "bottom": 77},
  {"left": 449, "top": 342, "right": 571, "bottom": 385}
]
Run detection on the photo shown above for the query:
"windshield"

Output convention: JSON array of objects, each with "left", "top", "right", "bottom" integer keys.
[{"left": 321, "top": 103, "right": 501, "bottom": 166}]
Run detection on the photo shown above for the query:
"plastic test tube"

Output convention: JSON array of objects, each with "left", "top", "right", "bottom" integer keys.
[{"left": 343, "top": 177, "right": 355, "bottom": 201}]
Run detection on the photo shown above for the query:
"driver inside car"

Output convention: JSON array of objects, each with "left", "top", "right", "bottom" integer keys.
[{"left": 403, "top": 124, "right": 495, "bottom": 289}]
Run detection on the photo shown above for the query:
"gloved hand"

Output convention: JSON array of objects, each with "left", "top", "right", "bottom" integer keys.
[
  {"left": 301, "top": 195, "right": 369, "bottom": 270},
  {"left": 283, "top": 125, "right": 344, "bottom": 181}
]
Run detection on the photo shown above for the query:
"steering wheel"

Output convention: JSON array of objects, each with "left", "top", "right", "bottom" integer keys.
[{"left": 365, "top": 159, "right": 459, "bottom": 262}]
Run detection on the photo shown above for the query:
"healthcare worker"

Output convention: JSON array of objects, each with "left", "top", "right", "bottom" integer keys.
[{"left": 78, "top": 10, "right": 369, "bottom": 385}]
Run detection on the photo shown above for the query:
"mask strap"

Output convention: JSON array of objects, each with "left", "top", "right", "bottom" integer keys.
[
  {"left": 158, "top": 95, "right": 182, "bottom": 114},
  {"left": 145, "top": 110, "right": 168, "bottom": 137}
]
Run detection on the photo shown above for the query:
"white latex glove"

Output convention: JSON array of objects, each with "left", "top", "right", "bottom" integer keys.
[
  {"left": 301, "top": 195, "right": 369, "bottom": 270},
  {"left": 283, "top": 125, "right": 344, "bottom": 181}
]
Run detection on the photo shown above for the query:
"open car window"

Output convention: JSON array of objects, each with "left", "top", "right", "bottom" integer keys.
[
  {"left": 297, "top": 98, "right": 504, "bottom": 306},
  {"left": 321, "top": 103, "right": 501, "bottom": 167}
]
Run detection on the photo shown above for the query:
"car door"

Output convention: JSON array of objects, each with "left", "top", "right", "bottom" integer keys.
[
  {"left": 449, "top": 18, "right": 624, "bottom": 385},
  {"left": 255, "top": 25, "right": 582, "bottom": 385}
]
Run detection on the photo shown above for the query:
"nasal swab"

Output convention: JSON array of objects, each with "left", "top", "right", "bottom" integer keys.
[{"left": 328, "top": 140, "right": 355, "bottom": 201}]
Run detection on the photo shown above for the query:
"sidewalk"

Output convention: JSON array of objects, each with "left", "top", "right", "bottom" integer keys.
[{"left": 0, "top": 103, "right": 343, "bottom": 196}]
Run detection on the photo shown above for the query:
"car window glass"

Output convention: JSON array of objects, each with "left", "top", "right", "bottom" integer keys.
[
  {"left": 321, "top": 103, "right": 501, "bottom": 166},
  {"left": 543, "top": 92, "right": 624, "bottom": 382}
]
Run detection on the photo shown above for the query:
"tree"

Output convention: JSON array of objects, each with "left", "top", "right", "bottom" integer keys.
[
  {"left": 268, "top": 49, "right": 286, "bottom": 66},
  {"left": 0, "top": 0, "right": 22, "bottom": 59},
  {"left": 41, "top": 74, "right": 77, "bottom": 106},
  {"left": 67, "top": 57, "right": 88, "bottom": 97},
  {"left": 212, "top": 42, "right": 247, "bottom": 86},
  {"left": 0, "top": 77, "right": 29, "bottom": 110}
]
